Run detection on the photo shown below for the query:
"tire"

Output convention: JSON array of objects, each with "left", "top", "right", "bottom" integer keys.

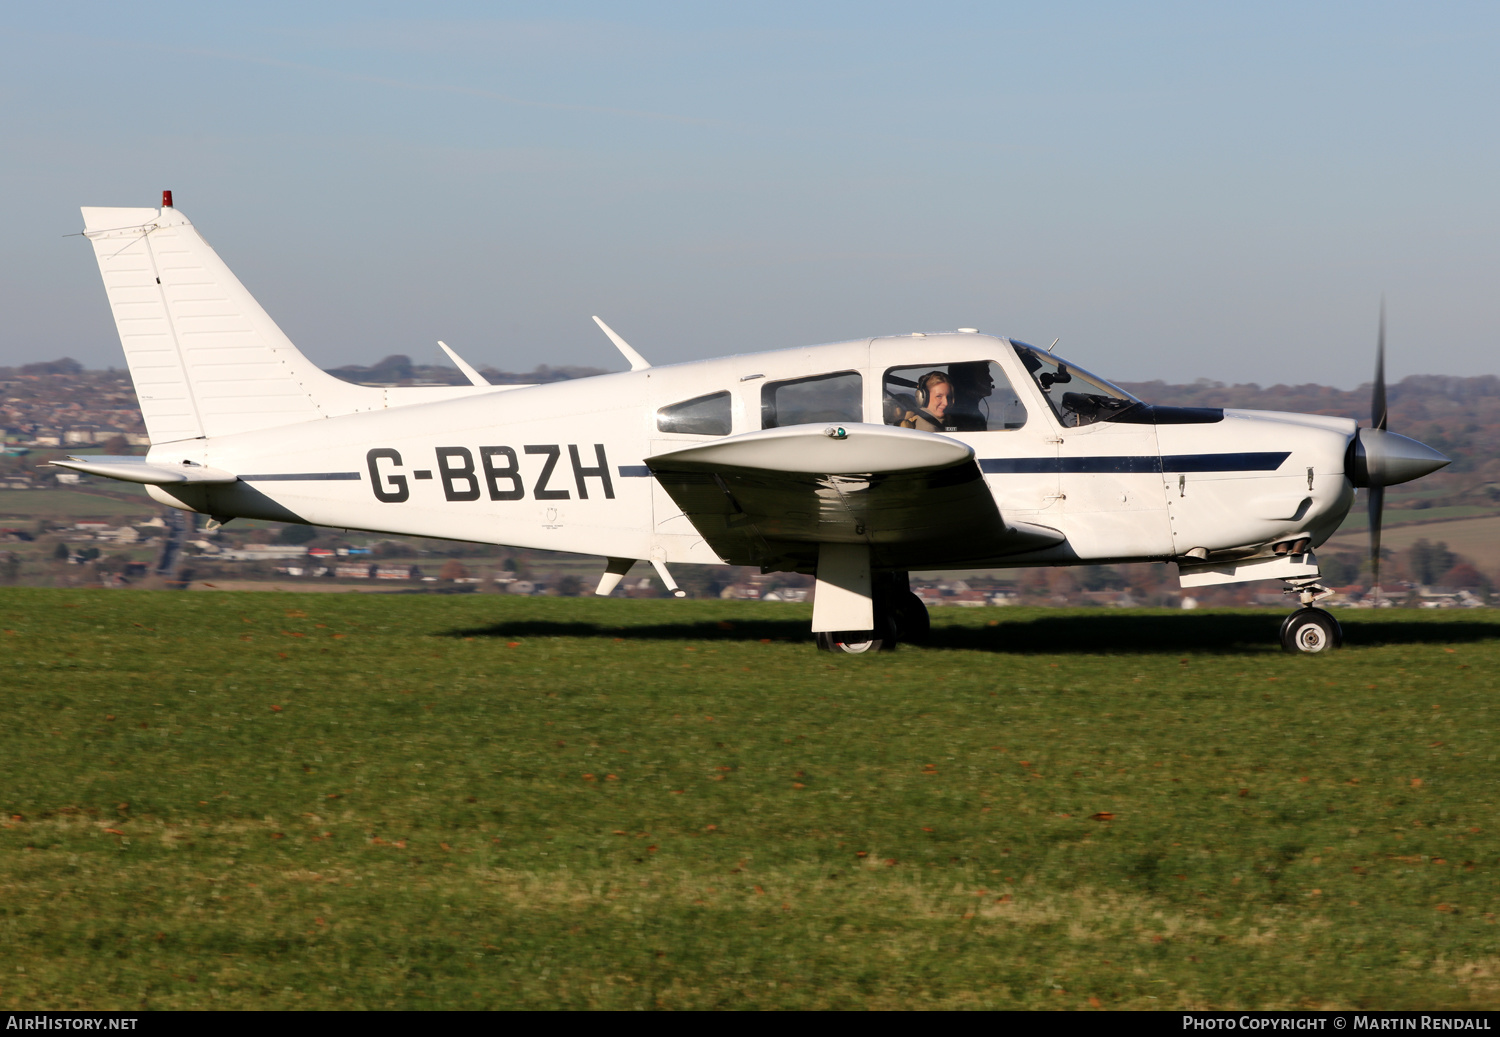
[
  {"left": 1279, "top": 607, "right": 1342, "bottom": 654},
  {"left": 817, "top": 632, "right": 888, "bottom": 654},
  {"left": 816, "top": 612, "right": 897, "bottom": 654},
  {"left": 891, "top": 589, "right": 930, "bottom": 643}
]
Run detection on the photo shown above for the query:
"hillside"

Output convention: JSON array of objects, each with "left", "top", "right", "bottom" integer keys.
[{"left": 1118, "top": 374, "right": 1500, "bottom": 514}]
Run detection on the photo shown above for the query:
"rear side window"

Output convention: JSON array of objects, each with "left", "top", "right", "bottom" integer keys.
[
  {"left": 657, "top": 391, "right": 732, "bottom": 436},
  {"left": 761, "top": 371, "right": 862, "bottom": 429}
]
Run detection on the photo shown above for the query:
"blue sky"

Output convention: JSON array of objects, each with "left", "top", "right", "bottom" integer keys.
[{"left": 2, "top": 2, "right": 1496, "bottom": 386}]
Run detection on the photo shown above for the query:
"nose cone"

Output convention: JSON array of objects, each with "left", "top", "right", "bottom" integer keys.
[{"left": 1350, "top": 427, "right": 1451, "bottom": 487}]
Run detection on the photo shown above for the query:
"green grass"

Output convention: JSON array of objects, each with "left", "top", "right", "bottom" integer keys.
[
  {"left": 2, "top": 589, "right": 1499, "bottom": 1010},
  {"left": 0, "top": 487, "right": 154, "bottom": 519}
]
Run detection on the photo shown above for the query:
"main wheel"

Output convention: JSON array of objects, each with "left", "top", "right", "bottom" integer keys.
[
  {"left": 816, "top": 631, "right": 891, "bottom": 654},
  {"left": 890, "top": 588, "right": 930, "bottom": 643},
  {"left": 816, "top": 608, "right": 897, "bottom": 654},
  {"left": 1279, "top": 607, "right": 1342, "bottom": 654}
]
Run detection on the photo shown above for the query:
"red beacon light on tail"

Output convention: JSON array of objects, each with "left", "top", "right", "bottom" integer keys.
[{"left": 161, "top": 190, "right": 173, "bottom": 208}]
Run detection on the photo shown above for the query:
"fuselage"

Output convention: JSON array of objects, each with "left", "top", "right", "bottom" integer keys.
[{"left": 143, "top": 332, "right": 1358, "bottom": 573}]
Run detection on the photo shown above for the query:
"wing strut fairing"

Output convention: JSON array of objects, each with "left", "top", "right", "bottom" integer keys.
[{"left": 646, "top": 423, "right": 1063, "bottom": 573}]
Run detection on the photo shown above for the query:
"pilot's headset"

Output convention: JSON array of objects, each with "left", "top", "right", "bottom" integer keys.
[{"left": 915, "top": 371, "right": 950, "bottom": 408}]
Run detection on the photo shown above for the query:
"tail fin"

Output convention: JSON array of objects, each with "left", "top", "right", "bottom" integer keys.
[{"left": 81, "top": 203, "right": 383, "bottom": 444}]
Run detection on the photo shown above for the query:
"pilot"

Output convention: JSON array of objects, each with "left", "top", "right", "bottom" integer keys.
[
  {"left": 946, "top": 361, "right": 995, "bottom": 432},
  {"left": 898, "top": 371, "right": 955, "bottom": 432}
]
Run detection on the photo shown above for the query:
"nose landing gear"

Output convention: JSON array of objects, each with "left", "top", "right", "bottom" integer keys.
[
  {"left": 1280, "top": 574, "right": 1341, "bottom": 654},
  {"left": 1280, "top": 607, "right": 1342, "bottom": 654}
]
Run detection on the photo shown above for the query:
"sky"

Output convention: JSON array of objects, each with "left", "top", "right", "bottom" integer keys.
[{"left": 2, "top": 2, "right": 1497, "bottom": 387}]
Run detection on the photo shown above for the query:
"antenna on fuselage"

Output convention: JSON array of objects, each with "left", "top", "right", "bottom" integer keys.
[
  {"left": 436, "top": 341, "right": 491, "bottom": 386},
  {"left": 591, "top": 316, "right": 652, "bottom": 372},
  {"left": 1047, "top": 338, "right": 1060, "bottom": 354}
]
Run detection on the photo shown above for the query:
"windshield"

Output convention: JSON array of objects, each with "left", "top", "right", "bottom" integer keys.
[{"left": 1010, "top": 342, "right": 1139, "bottom": 428}]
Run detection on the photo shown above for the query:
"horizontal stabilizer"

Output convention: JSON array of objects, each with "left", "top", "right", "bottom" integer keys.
[
  {"left": 647, "top": 423, "right": 1063, "bottom": 571},
  {"left": 49, "top": 455, "right": 237, "bottom": 486}
]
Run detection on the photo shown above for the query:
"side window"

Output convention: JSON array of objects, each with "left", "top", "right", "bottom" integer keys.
[
  {"left": 657, "top": 391, "right": 731, "bottom": 436},
  {"left": 761, "top": 371, "right": 863, "bottom": 429},
  {"left": 882, "top": 361, "right": 1027, "bottom": 432}
]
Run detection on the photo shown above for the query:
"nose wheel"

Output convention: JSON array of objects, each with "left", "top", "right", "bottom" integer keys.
[{"left": 1279, "top": 607, "right": 1342, "bottom": 654}]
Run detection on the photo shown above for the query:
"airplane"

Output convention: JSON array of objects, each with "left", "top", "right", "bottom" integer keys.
[{"left": 53, "top": 193, "right": 1451, "bottom": 655}]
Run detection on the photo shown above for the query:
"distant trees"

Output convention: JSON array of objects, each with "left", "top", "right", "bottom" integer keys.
[
  {"left": 325, "top": 356, "right": 611, "bottom": 387},
  {"left": 19, "top": 358, "right": 83, "bottom": 376},
  {"left": 1318, "top": 553, "right": 1364, "bottom": 587},
  {"left": 1440, "top": 563, "right": 1487, "bottom": 590},
  {"left": 276, "top": 524, "right": 318, "bottom": 545},
  {"left": 1077, "top": 565, "right": 1127, "bottom": 591},
  {"left": 1403, "top": 540, "right": 1457, "bottom": 585}
]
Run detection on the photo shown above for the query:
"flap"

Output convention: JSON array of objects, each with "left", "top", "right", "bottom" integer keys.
[{"left": 647, "top": 423, "right": 1063, "bottom": 571}]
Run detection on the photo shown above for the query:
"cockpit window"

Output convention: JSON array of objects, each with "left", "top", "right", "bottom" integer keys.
[
  {"left": 882, "top": 361, "right": 1027, "bottom": 431},
  {"left": 1011, "top": 342, "right": 1139, "bottom": 428},
  {"left": 657, "top": 391, "right": 731, "bottom": 436},
  {"left": 761, "top": 371, "right": 862, "bottom": 429}
]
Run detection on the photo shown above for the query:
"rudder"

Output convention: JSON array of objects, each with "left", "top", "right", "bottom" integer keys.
[{"left": 81, "top": 201, "right": 382, "bottom": 444}]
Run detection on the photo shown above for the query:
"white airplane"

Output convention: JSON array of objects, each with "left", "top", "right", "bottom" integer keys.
[{"left": 56, "top": 194, "right": 1450, "bottom": 654}]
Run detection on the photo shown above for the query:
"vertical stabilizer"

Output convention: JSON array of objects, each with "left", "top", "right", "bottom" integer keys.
[{"left": 81, "top": 204, "right": 383, "bottom": 444}]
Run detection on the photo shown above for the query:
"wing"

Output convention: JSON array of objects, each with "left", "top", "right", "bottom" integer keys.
[{"left": 647, "top": 423, "right": 1063, "bottom": 572}]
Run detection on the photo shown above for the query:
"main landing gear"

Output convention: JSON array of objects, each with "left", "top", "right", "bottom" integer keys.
[
  {"left": 1280, "top": 576, "right": 1341, "bottom": 655},
  {"left": 815, "top": 571, "right": 929, "bottom": 654}
]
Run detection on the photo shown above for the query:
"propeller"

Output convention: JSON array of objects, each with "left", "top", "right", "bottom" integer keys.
[
  {"left": 1370, "top": 303, "right": 1385, "bottom": 603},
  {"left": 1372, "top": 302, "right": 1388, "bottom": 432},
  {"left": 1348, "top": 301, "right": 1449, "bottom": 604}
]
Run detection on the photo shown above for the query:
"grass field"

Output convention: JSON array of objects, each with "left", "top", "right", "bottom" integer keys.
[
  {"left": 3, "top": 589, "right": 1499, "bottom": 1010},
  {"left": 0, "top": 487, "right": 154, "bottom": 520}
]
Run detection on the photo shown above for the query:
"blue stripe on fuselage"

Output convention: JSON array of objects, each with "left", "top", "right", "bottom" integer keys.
[
  {"left": 979, "top": 452, "right": 1289, "bottom": 475},
  {"left": 240, "top": 472, "right": 363, "bottom": 481}
]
